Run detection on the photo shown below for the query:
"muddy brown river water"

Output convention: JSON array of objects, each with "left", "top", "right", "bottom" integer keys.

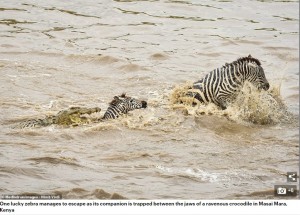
[{"left": 0, "top": 0, "right": 299, "bottom": 199}]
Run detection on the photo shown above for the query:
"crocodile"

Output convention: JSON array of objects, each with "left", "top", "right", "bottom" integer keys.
[
  {"left": 13, "top": 106, "right": 101, "bottom": 129},
  {"left": 13, "top": 94, "right": 147, "bottom": 129}
]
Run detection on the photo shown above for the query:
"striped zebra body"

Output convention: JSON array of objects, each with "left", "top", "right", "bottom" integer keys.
[
  {"left": 187, "top": 55, "right": 270, "bottom": 109},
  {"left": 102, "top": 93, "right": 147, "bottom": 120},
  {"left": 13, "top": 94, "right": 146, "bottom": 128}
]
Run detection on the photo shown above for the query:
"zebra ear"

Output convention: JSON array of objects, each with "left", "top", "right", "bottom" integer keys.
[
  {"left": 120, "top": 93, "right": 126, "bottom": 98},
  {"left": 248, "top": 54, "right": 252, "bottom": 58},
  {"left": 110, "top": 96, "right": 120, "bottom": 105}
]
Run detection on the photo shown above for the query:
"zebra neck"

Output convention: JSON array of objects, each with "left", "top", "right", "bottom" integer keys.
[
  {"left": 241, "top": 62, "right": 253, "bottom": 82},
  {"left": 102, "top": 105, "right": 124, "bottom": 120},
  {"left": 230, "top": 63, "right": 246, "bottom": 84}
]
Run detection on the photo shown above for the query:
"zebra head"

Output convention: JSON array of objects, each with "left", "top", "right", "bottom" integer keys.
[
  {"left": 245, "top": 56, "right": 270, "bottom": 91},
  {"left": 116, "top": 93, "right": 148, "bottom": 110},
  {"left": 103, "top": 93, "right": 147, "bottom": 119}
]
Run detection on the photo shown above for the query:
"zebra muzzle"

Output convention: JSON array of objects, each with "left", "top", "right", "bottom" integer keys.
[
  {"left": 258, "top": 83, "right": 270, "bottom": 91},
  {"left": 141, "top": 101, "right": 147, "bottom": 108},
  {"left": 262, "top": 83, "right": 270, "bottom": 90},
  {"left": 264, "top": 83, "right": 270, "bottom": 90}
]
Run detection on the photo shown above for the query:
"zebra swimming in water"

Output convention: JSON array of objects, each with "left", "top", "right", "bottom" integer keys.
[
  {"left": 13, "top": 94, "right": 147, "bottom": 128},
  {"left": 102, "top": 93, "right": 147, "bottom": 120},
  {"left": 185, "top": 55, "right": 270, "bottom": 109}
]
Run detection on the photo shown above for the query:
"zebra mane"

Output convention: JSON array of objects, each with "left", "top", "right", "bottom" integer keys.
[
  {"left": 224, "top": 55, "right": 261, "bottom": 67},
  {"left": 109, "top": 93, "right": 127, "bottom": 106}
]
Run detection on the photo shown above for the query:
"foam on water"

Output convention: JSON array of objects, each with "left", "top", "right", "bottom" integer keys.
[{"left": 155, "top": 165, "right": 260, "bottom": 184}]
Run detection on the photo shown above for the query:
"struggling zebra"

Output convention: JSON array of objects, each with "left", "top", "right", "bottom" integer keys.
[
  {"left": 185, "top": 55, "right": 270, "bottom": 109},
  {"left": 102, "top": 93, "right": 147, "bottom": 119},
  {"left": 13, "top": 94, "right": 147, "bottom": 128}
]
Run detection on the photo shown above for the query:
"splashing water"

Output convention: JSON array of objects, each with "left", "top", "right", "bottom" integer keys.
[{"left": 170, "top": 82, "right": 292, "bottom": 125}]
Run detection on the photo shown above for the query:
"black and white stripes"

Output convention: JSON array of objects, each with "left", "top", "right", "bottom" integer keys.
[
  {"left": 186, "top": 55, "right": 270, "bottom": 109},
  {"left": 102, "top": 93, "right": 147, "bottom": 120}
]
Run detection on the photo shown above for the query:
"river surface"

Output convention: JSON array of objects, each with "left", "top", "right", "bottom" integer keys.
[{"left": 0, "top": 0, "right": 299, "bottom": 199}]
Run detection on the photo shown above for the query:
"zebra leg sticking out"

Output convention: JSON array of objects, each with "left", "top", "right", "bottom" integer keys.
[
  {"left": 102, "top": 93, "right": 147, "bottom": 120},
  {"left": 186, "top": 55, "right": 270, "bottom": 110}
]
